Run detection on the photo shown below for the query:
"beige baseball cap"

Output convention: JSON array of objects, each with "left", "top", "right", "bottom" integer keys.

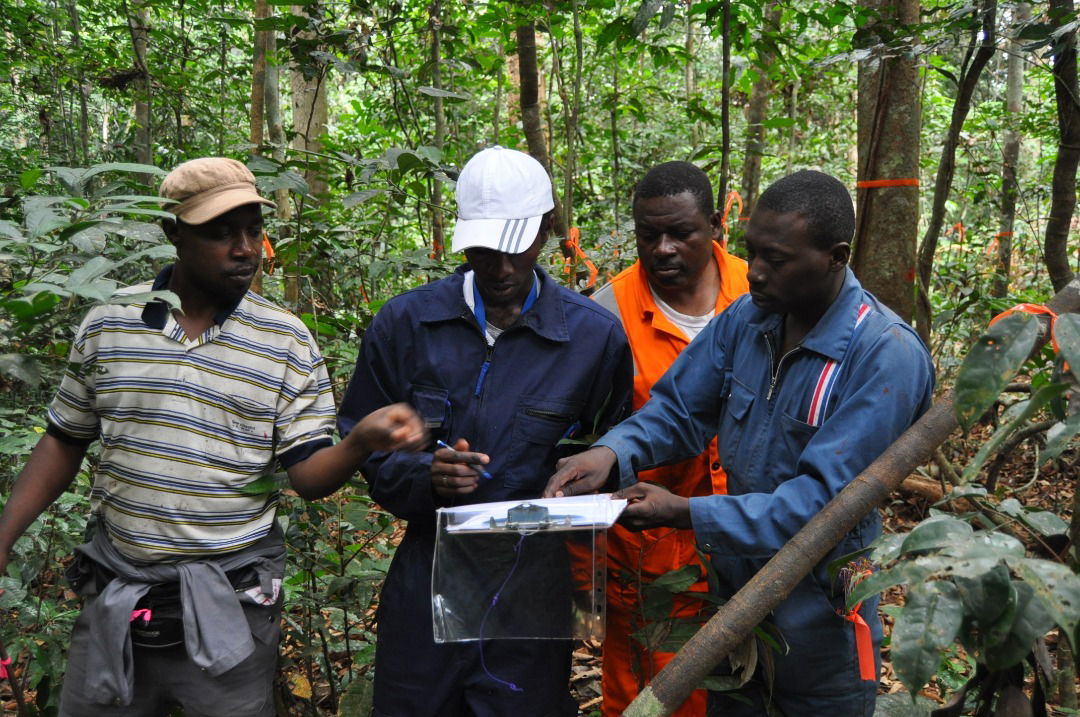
[{"left": 160, "top": 157, "right": 275, "bottom": 225}]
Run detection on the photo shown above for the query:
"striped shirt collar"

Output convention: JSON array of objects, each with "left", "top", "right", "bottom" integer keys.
[{"left": 141, "top": 264, "right": 246, "bottom": 330}]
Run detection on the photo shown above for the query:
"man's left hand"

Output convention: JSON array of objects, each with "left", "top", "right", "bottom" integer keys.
[{"left": 614, "top": 482, "right": 692, "bottom": 531}]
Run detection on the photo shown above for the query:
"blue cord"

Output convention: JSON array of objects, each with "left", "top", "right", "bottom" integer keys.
[{"left": 478, "top": 533, "right": 527, "bottom": 692}]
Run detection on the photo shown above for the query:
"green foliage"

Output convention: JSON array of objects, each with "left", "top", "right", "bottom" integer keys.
[
  {"left": 954, "top": 313, "right": 1040, "bottom": 432},
  {"left": 855, "top": 515, "right": 1079, "bottom": 697}
]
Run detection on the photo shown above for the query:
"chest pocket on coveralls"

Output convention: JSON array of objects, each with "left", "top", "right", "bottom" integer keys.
[
  {"left": 768, "top": 412, "right": 819, "bottom": 492},
  {"left": 410, "top": 385, "right": 450, "bottom": 441},
  {"left": 721, "top": 377, "right": 755, "bottom": 486},
  {"left": 506, "top": 396, "right": 583, "bottom": 489}
]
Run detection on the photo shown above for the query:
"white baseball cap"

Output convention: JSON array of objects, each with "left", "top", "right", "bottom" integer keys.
[{"left": 451, "top": 146, "right": 555, "bottom": 254}]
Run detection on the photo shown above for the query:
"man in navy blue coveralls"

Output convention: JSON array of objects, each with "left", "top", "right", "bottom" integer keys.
[
  {"left": 338, "top": 147, "right": 633, "bottom": 717},
  {"left": 546, "top": 170, "right": 934, "bottom": 716}
]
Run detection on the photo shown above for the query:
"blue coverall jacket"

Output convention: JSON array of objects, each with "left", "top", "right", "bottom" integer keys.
[
  {"left": 597, "top": 269, "right": 934, "bottom": 716},
  {"left": 339, "top": 265, "right": 633, "bottom": 717}
]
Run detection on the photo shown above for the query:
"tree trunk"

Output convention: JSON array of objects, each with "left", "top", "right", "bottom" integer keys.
[
  {"left": 550, "top": 2, "right": 583, "bottom": 234},
  {"left": 290, "top": 4, "right": 328, "bottom": 200},
  {"left": 1045, "top": 0, "right": 1080, "bottom": 292},
  {"left": 250, "top": 0, "right": 270, "bottom": 152},
  {"left": 740, "top": 2, "right": 780, "bottom": 215},
  {"left": 516, "top": 21, "right": 567, "bottom": 238},
  {"left": 248, "top": 0, "right": 271, "bottom": 295},
  {"left": 914, "top": 0, "right": 997, "bottom": 342},
  {"left": 686, "top": 18, "right": 698, "bottom": 147},
  {"left": 429, "top": 0, "right": 446, "bottom": 261},
  {"left": 265, "top": 19, "right": 294, "bottom": 305},
  {"left": 994, "top": 2, "right": 1030, "bottom": 299},
  {"left": 65, "top": 0, "right": 90, "bottom": 165},
  {"left": 125, "top": 0, "right": 152, "bottom": 177},
  {"left": 717, "top": 0, "right": 731, "bottom": 208},
  {"left": 852, "top": 0, "right": 921, "bottom": 323},
  {"left": 624, "top": 275, "right": 1080, "bottom": 717},
  {"left": 611, "top": 59, "right": 621, "bottom": 231}
]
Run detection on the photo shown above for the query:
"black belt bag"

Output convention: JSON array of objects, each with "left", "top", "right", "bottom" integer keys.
[{"left": 130, "top": 583, "right": 184, "bottom": 649}]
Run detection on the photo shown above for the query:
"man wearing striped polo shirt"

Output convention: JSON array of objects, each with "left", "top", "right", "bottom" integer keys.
[
  {"left": 546, "top": 171, "right": 935, "bottom": 716},
  {"left": 0, "top": 157, "right": 426, "bottom": 716}
]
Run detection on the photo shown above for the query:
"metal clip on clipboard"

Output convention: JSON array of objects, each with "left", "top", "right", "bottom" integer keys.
[{"left": 487, "top": 503, "right": 570, "bottom": 533}]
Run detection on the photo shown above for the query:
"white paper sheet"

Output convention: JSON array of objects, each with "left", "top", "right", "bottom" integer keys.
[{"left": 441, "top": 494, "right": 627, "bottom": 533}]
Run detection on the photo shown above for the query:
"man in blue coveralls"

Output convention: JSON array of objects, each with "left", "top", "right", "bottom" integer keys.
[
  {"left": 545, "top": 170, "right": 934, "bottom": 716},
  {"left": 337, "top": 146, "right": 633, "bottom": 716}
]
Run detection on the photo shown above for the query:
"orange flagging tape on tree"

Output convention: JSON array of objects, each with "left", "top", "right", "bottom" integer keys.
[
  {"left": 855, "top": 178, "right": 920, "bottom": 189},
  {"left": 262, "top": 232, "right": 276, "bottom": 275},
  {"left": 562, "top": 227, "right": 598, "bottom": 289},
  {"left": 945, "top": 221, "right": 966, "bottom": 245},
  {"left": 721, "top": 190, "right": 743, "bottom": 249},
  {"left": 989, "top": 303, "right": 1061, "bottom": 353},
  {"left": 986, "top": 231, "right": 1013, "bottom": 257}
]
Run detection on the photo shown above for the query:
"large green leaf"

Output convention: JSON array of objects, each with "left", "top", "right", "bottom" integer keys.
[
  {"left": 650, "top": 564, "right": 702, "bottom": 593},
  {"left": 846, "top": 556, "right": 951, "bottom": 611},
  {"left": 900, "top": 516, "right": 973, "bottom": 555},
  {"left": 1041, "top": 412, "right": 1080, "bottom": 463},
  {"left": 954, "top": 312, "right": 1040, "bottom": 431},
  {"left": 872, "top": 692, "right": 935, "bottom": 716},
  {"left": 982, "top": 582, "right": 1055, "bottom": 671},
  {"left": 997, "top": 498, "right": 1069, "bottom": 537},
  {"left": 0, "top": 354, "right": 44, "bottom": 385},
  {"left": 1008, "top": 558, "right": 1080, "bottom": 643},
  {"left": 892, "top": 580, "right": 964, "bottom": 695},
  {"left": 954, "top": 564, "right": 1011, "bottom": 627},
  {"left": 1053, "top": 313, "right": 1080, "bottom": 383}
]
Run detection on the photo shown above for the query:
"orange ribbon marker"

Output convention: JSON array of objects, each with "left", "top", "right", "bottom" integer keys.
[
  {"left": 561, "top": 227, "right": 598, "bottom": 289},
  {"left": 839, "top": 559, "right": 877, "bottom": 682},
  {"left": 945, "top": 221, "right": 966, "bottom": 245},
  {"left": 720, "top": 191, "right": 744, "bottom": 250},
  {"left": 986, "top": 231, "right": 1013, "bottom": 257},
  {"left": 262, "top": 232, "right": 276, "bottom": 275},
  {"left": 855, "top": 178, "right": 920, "bottom": 189},
  {"left": 989, "top": 303, "right": 1060, "bottom": 353}
]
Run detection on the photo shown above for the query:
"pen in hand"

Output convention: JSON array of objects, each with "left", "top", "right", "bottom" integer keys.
[{"left": 436, "top": 439, "right": 493, "bottom": 481}]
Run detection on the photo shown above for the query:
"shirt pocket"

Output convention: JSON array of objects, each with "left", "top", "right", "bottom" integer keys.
[
  {"left": 504, "top": 396, "right": 583, "bottom": 490},
  {"left": 410, "top": 385, "right": 450, "bottom": 439},
  {"left": 767, "top": 411, "right": 819, "bottom": 491},
  {"left": 217, "top": 394, "right": 275, "bottom": 468},
  {"left": 718, "top": 376, "right": 755, "bottom": 487}
]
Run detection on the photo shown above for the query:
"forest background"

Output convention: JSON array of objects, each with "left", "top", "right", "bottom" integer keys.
[{"left": 0, "top": 0, "right": 1078, "bottom": 715}]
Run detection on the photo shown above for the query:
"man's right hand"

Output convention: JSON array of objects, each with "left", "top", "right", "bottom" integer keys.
[
  {"left": 431, "top": 438, "right": 489, "bottom": 497},
  {"left": 542, "top": 446, "right": 617, "bottom": 498}
]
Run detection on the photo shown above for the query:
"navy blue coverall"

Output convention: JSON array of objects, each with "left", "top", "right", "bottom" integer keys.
[{"left": 339, "top": 265, "right": 632, "bottom": 717}]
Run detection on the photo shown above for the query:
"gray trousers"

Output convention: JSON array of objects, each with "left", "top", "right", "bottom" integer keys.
[{"left": 58, "top": 596, "right": 281, "bottom": 717}]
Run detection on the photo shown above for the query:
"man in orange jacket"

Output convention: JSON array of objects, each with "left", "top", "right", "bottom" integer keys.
[{"left": 592, "top": 162, "right": 748, "bottom": 716}]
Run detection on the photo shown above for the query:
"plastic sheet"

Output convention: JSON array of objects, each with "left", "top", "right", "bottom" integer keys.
[{"left": 432, "top": 495, "right": 626, "bottom": 642}]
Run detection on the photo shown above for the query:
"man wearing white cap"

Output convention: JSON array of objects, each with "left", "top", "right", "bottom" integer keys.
[
  {"left": 338, "top": 146, "right": 633, "bottom": 716},
  {"left": 0, "top": 157, "right": 426, "bottom": 716}
]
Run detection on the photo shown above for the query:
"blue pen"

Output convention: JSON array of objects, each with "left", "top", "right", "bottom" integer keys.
[{"left": 436, "top": 439, "right": 492, "bottom": 480}]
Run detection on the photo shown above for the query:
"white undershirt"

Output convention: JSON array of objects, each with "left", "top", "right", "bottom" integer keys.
[{"left": 650, "top": 286, "right": 715, "bottom": 340}]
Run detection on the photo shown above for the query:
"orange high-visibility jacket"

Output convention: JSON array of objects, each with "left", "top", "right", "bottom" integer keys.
[{"left": 592, "top": 242, "right": 748, "bottom": 717}]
